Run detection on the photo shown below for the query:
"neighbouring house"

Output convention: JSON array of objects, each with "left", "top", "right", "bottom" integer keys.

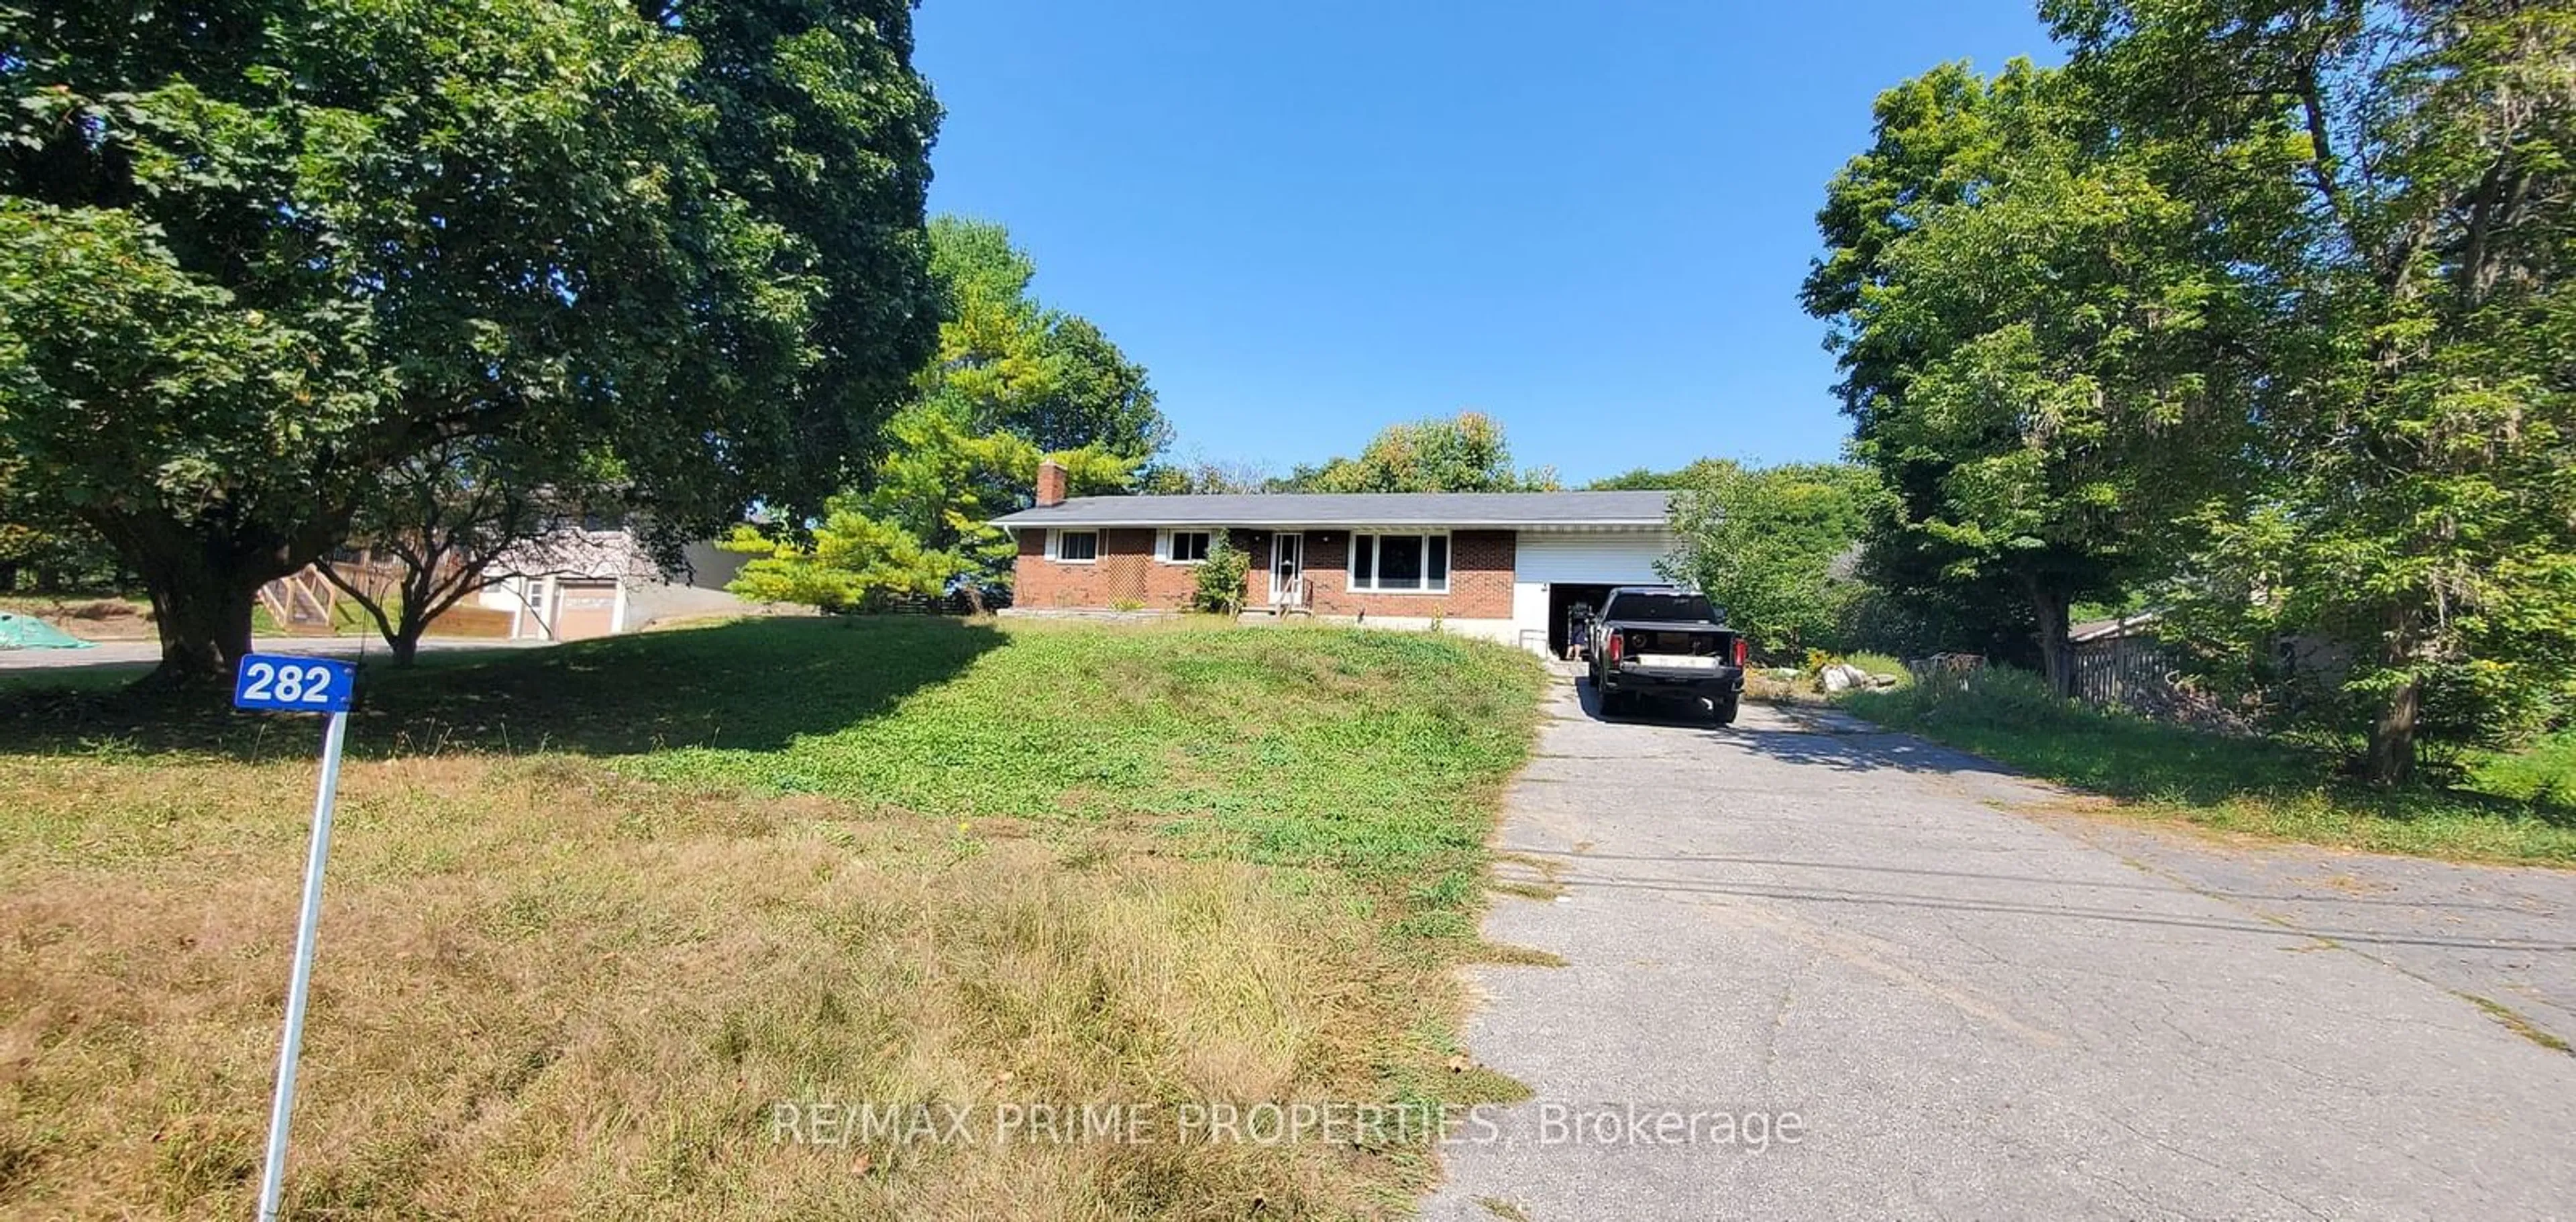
[
  {"left": 256, "top": 522, "right": 760, "bottom": 643},
  {"left": 991, "top": 459, "right": 1680, "bottom": 656},
  {"left": 474, "top": 530, "right": 757, "bottom": 642}
]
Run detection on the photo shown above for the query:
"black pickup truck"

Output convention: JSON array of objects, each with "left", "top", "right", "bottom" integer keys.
[{"left": 1585, "top": 587, "right": 1747, "bottom": 724}]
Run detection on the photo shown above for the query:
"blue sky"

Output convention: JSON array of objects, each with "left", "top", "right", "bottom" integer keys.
[{"left": 914, "top": 1, "right": 2060, "bottom": 486}]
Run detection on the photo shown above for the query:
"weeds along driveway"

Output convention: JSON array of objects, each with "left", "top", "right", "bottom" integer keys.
[{"left": 1429, "top": 677, "right": 2576, "bottom": 1221}]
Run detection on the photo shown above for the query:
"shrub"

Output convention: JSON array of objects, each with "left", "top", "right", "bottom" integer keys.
[
  {"left": 1191, "top": 535, "right": 1250, "bottom": 614},
  {"left": 1659, "top": 461, "right": 1876, "bottom": 659}
]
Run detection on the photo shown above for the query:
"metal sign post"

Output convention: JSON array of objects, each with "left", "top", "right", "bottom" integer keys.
[{"left": 233, "top": 653, "right": 359, "bottom": 1222}]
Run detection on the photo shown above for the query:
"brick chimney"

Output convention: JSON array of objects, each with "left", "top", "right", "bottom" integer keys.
[{"left": 1035, "top": 458, "right": 1069, "bottom": 508}]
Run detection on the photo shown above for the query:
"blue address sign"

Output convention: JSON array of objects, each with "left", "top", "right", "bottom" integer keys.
[{"left": 233, "top": 654, "right": 357, "bottom": 713}]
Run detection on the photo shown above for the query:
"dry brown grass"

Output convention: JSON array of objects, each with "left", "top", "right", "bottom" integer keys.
[
  {"left": 0, "top": 594, "right": 154, "bottom": 638},
  {"left": 0, "top": 620, "right": 1548, "bottom": 1219},
  {"left": 1741, "top": 669, "right": 1821, "bottom": 706},
  {"left": 1, "top": 753, "right": 1489, "bottom": 1219}
]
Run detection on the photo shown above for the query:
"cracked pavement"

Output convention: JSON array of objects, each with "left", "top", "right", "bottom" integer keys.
[{"left": 1424, "top": 677, "right": 2576, "bottom": 1221}]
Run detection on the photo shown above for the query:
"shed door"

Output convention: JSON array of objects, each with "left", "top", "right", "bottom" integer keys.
[{"left": 552, "top": 580, "right": 621, "bottom": 641}]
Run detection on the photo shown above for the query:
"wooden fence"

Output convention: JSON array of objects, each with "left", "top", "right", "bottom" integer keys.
[
  {"left": 1908, "top": 635, "right": 2228, "bottom": 728},
  {"left": 2072, "top": 634, "right": 2185, "bottom": 714}
]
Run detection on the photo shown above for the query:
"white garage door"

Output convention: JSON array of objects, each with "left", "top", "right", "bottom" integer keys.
[{"left": 1515, "top": 531, "right": 1680, "bottom": 584}]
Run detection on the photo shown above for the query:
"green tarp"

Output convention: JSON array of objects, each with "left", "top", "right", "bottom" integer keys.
[{"left": 0, "top": 612, "right": 95, "bottom": 650}]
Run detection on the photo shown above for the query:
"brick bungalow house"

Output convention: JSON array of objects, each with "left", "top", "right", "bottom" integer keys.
[{"left": 992, "top": 459, "right": 1681, "bottom": 656}]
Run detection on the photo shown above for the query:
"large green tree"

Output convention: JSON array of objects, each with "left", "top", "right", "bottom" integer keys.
[
  {"left": 722, "top": 428, "right": 1133, "bottom": 612},
  {"left": 1659, "top": 461, "right": 1881, "bottom": 661},
  {"left": 1806, "top": 59, "right": 2248, "bottom": 696},
  {"left": 0, "top": 0, "right": 939, "bottom": 685},
  {"left": 2049, "top": 0, "right": 2576, "bottom": 781},
  {"left": 1287, "top": 411, "right": 1558, "bottom": 493},
  {"left": 918, "top": 215, "right": 1169, "bottom": 459},
  {"left": 724, "top": 217, "right": 1165, "bottom": 607}
]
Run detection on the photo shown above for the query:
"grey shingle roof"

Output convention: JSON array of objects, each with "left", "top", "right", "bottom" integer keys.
[{"left": 991, "top": 490, "right": 1672, "bottom": 529}]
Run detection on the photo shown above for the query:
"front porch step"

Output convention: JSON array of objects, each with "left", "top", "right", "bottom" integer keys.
[{"left": 1234, "top": 607, "right": 1314, "bottom": 626}]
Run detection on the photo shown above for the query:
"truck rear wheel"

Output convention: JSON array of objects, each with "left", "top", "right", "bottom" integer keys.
[{"left": 1711, "top": 695, "right": 1739, "bottom": 726}]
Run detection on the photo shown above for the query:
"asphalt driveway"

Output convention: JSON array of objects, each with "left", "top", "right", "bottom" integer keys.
[{"left": 1426, "top": 675, "right": 2576, "bottom": 1221}]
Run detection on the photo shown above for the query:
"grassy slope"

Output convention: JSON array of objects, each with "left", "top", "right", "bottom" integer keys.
[
  {"left": 0, "top": 618, "right": 1546, "bottom": 1219},
  {"left": 2471, "top": 728, "right": 2576, "bottom": 808},
  {"left": 1842, "top": 672, "right": 2576, "bottom": 865}
]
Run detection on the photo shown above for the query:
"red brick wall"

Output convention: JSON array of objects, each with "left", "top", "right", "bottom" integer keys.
[
  {"left": 1234, "top": 528, "right": 1513, "bottom": 620},
  {"left": 1013, "top": 526, "right": 1516, "bottom": 619},
  {"left": 1013, "top": 528, "right": 1202, "bottom": 610}
]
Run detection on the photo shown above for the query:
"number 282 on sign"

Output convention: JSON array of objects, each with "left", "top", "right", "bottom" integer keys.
[{"left": 233, "top": 655, "right": 357, "bottom": 713}]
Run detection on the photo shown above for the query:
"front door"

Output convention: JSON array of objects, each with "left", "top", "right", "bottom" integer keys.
[{"left": 1269, "top": 533, "right": 1303, "bottom": 605}]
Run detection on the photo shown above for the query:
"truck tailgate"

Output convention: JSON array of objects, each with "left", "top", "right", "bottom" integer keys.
[{"left": 1619, "top": 627, "right": 1728, "bottom": 667}]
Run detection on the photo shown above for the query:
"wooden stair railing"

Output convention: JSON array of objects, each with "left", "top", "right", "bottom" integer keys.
[{"left": 256, "top": 567, "right": 341, "bottom": 636}]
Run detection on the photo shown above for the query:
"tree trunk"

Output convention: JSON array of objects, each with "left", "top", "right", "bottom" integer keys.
[
  {"left": 2029, "top": 583, "right": 2075, "bottom": 698},
  {"left": 2364, "top": 680, "right": 2422, "bottom": 787},
  {"left": 319, "top": 557, "right": 413, "bottom": 664},
  {"left": 2359, "top": 602, "right": 2428, "bottom": 785},
  {"left": 89, "top": 508, "right": 330, "bottom": 693},
  {"left": 389, "top": 598, "right": 429, "bottom": 666},
  {"left": 142, "top": 577, "right": 260, "bottom": 688}
]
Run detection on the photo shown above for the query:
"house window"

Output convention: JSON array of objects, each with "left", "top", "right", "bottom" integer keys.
[
  {"left": 1159, "top": 530, "right": 1212, "bottom": 564},
  {"left": 1349, "top": 532, "right": 1450, "bottom": 593},
  {"left": 1049, "top": 530, "right": 1099, "bottom": 563}
]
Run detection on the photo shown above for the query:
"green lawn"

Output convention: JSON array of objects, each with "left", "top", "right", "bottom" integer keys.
[
  {"left": 0, "top": 617, "right": 1548, "bottom": 1219},
  {"left": 248, "top": 602, "right": 377, "bottom": 636},
  {"left": 1841, "top": 669, "right": 2576, "bottom": 865},
  {"left": 2470, "top": 728, "right": 2576, "bottom": 808}
]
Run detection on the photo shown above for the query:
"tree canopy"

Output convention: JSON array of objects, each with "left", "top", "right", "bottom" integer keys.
[
  {"left": 1588, "top": 460, "right": 1737, "bottom": 490},
  {"left": 0, "top": 0, "right": 941, "bottom": 683},
  {"left": 1806, "top": 58, "right": 2249, "bottom": 696},
  {"left": 1819, "top": 0, "right": 2576, "bottom": 781},
  {"left": 2045, "top": 0, "right": 2576, "bottom": 782},
  {"left": 0, "top": 458, "right": 125, "bottom": 594},
  {"left": 317, "top": 436, "right": 604, "bottom": 665},
  {"left": 724, "top": 217, "right": 1164, "bottom": 608},
  {"left": 915, "top": 215, "right": 1169, "bottom": 459},
  {"left": 1286, "top": 412, "right": 1558, "bottom": 494}
]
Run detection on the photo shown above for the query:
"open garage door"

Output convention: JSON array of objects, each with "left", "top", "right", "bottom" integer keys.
[
  {"left": 1545, "top": 583, "right": 1617, "bottom": 657},
  {"left": 1515, "top": 531, "right": 1684, "bottom": 657}
]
